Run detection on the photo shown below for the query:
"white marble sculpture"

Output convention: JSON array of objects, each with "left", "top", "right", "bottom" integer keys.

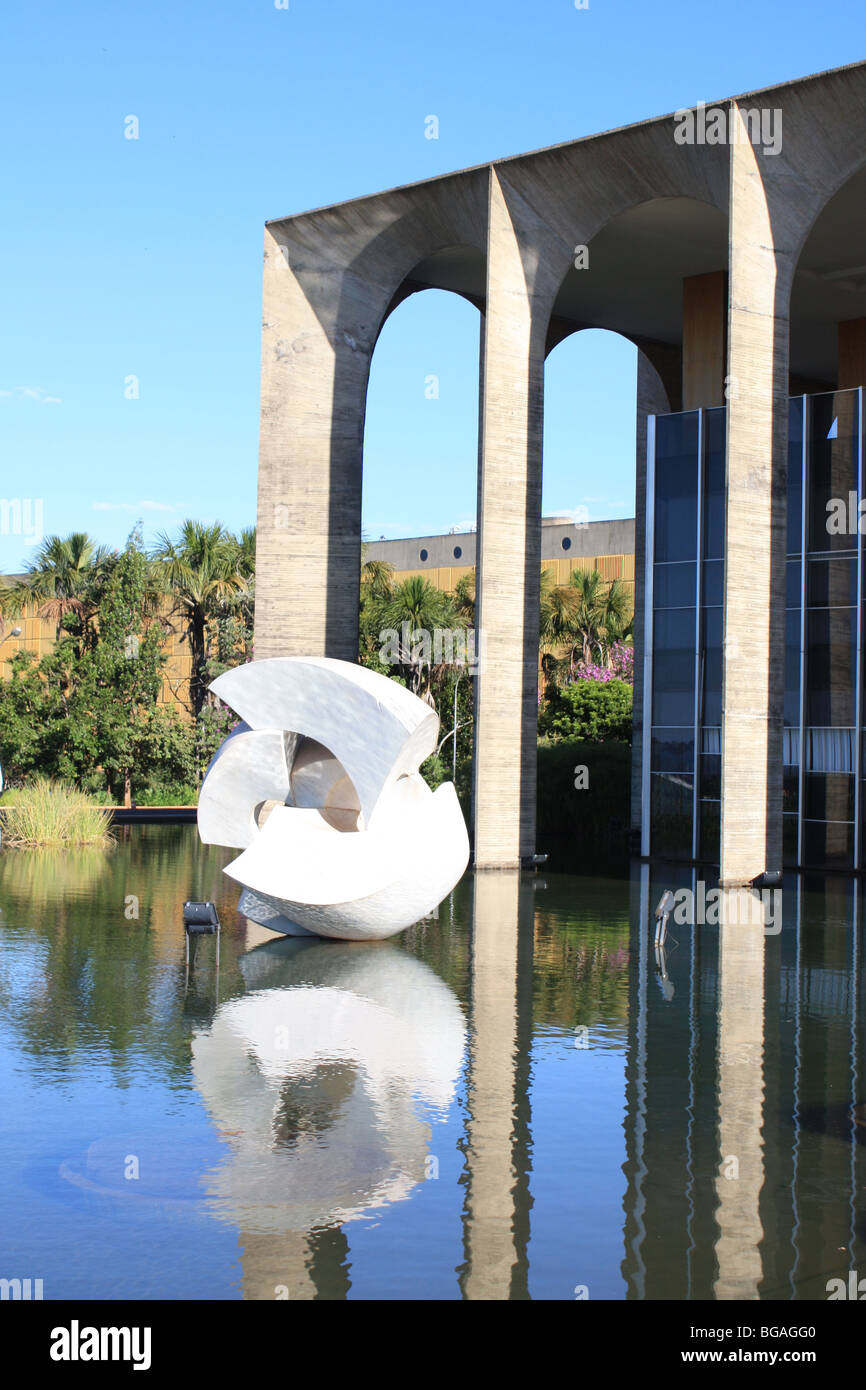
[{"left": 197, "top": 657, "right": 469, "bottom": 940}]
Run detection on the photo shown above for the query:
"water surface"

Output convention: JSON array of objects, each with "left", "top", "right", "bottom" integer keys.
[{"left": 0, "top": 827, "right": 863, "bottom": 1299}]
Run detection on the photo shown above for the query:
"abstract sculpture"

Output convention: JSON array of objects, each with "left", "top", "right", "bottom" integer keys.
[
  {"left": 191, "top": 936, "right": 466, "bottom": 1240},
  {"left": 197, "top": 657, "right": 470, "bottom": 940}
]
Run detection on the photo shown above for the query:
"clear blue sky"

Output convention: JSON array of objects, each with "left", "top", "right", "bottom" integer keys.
[{"left": 1, "top": 0, "right": 863, "bottom": 569}]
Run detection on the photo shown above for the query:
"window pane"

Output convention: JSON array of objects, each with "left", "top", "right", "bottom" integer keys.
[
  {"left": 787, "top": 396, "right": 803, "bottom": 556},
  {"left": 806, "top": 608, "right": 856, "bottom": 726},
  {"left": 802, "top": 818, "right": 855, "bottom": 869},
  {"left": 702, "top": 558, "right": 723, "bottom": 607},
  {"left": 653, "top": 561, "right": 696, "bottom": 609},
  {"left": 703, "top": 408, "right": 726, "bottom": 562},
  {"left": 701, "top": 607, "right": 722, "bottom": 728},
  {"left": 807, "top": 556, "right": 856, "bottom": 607},
  {"left": 650, "top": 773, "right": 694, "bottom": 858},
  {"left": 807, "top": 390, "right": 859, "bottom": 553},
  {"left": 803, "top": 772, "right": 854, "bottom": 822},
  {"left": 652, "top": 609, "right": 696, "bottom": 725},
  {"left": 698, "top": 799, "right": 720, "bottom": 864},
  {"left": 654, "top": 413, "right": 699, "bottom": 563},
  {"left": 786, "top": 559, "right": 801, "bottom": 609},
  {"left": 651, "top": 727, "right": 694, "bottom": 773}
]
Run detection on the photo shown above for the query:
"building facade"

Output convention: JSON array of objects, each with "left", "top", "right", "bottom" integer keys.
[{"left": 254, "top": 61, "right": 866, "bottom": 880}]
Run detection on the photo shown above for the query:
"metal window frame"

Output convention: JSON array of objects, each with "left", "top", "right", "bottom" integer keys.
[
  {"left": 856, "top": 387, "right": 864, "bottom": 869},
  {"left": 797, "top": 396, "right": 807, "bottom": 868},
  {"left": 692, "top": 410, "right": 704, "bottom": 860},
  {"left": 641, "top": 416, "right": 656, "bottom": 857}
]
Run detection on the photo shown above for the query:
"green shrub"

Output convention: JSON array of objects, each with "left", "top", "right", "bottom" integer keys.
[
  {"left": 0, "top": 777, "right": 114, "bottom": 847},
  {"left": 537, "top": 738, "right": 631, "bottom": 871},
  {"left": 538, "top": 679, "right": 632, "bottom": 744},
  {"left": 135, "top": 782, "right": 198, "bottom": 807}
]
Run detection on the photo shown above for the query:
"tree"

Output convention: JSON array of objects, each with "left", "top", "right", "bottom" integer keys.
[
  {"left": 151, "top": 521, "right": 246, "bottom": 716},
  {"left": 0, "top": 532, "right": 115, "bottom": 644},
  {"left": 0, "top": 531, "right": 196, "bottom": 803},
  {"left": 565, "top": 568, "right": 632, "bottom": 673}
]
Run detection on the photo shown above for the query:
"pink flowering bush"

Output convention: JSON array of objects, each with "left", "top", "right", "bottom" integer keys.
[{"left": 572, "top": 641, "right": 634, "bottom": 685}]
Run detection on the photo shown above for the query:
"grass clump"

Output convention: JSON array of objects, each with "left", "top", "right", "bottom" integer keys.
[{"left": 1, "top": 777, "right": 114, "bottom": 847}]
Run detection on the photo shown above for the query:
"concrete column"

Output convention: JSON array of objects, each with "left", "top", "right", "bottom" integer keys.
[
  {"left": 473, "top": 171, "right": 545, "bottom": 868},
  {"left": 720, "top": 106, "right": 789, "bottom": 885},
  {"left": 254, "top": 225, "right": 369, "bottom": 661},
  {"left": 682, "top": 271, "right": 727, "bottom": 409}
]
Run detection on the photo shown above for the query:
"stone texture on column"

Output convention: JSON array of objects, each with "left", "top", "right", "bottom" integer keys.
[
  {"left": 255, "top": 226, "right": 372, "bottom": 661},
  {"left": 473, "top": 172, "right": 553, "bottom": 868},
  {"left": 720, "top": 105, "right": 789, "bottom": 885}
]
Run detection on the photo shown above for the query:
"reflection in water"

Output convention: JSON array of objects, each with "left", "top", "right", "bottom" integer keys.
[
  {"left": 191, "top": 934, "right": 466, "bottom": 1298},
  {"left": 1, "top": 827, "right": 865, "bottom": 1299},
  {"left": 714, "top": 892, "right": 766, "bottom": 1300},
  {"left": 459, "top": 873, "right": 531, "bottom": 1300}
]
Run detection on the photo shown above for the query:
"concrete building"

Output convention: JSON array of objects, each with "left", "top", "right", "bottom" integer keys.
[
  {"left": 362, "top": 515, "right": 635, "bottom": 603},
  {"left": 254, "top": 59, "right": 866, "bottom": 881}
]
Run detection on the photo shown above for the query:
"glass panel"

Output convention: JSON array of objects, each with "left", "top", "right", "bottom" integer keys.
[
  {"left": 651, "top": 728, "right": 694, "bottom": 773},
  {"left": 699, "top": 753, "right": 720, "bottom": 800},
  {"left": 702, "top": 558, "right": 723, "bottom": 607},
  {"left": 805, "top": 608, "right": 856, "bottom": 725},
  {"left": 803, "top": 772, "right": 855, "bottom": 822},
  {"left": 786, "top": 559, "right": 801, "bottom": 609},
  {"left": 698, "top": 799, "right": 720, "bottom": 863},
  {"left": 783, "top": 813, "right": 799, "bottom": 865},
  {"left": 784, "top": 608, "right": 801, "bottom": 728},
  {"left": 807, "top": 556, "right": 856, "bottom": 607},
  {"left": 654, "top": 412, "right": 699, "bottom": 563},
  {"left": 650, "top": 773, "right": 694, "bottom": 858},
  {"left": 701, "top": 607, "right": 722, "bottom": 728},
  {"left": 703, "top": 408, "right": 726, "bottom": 562},
  {"left": 807, "top": 389, "right": 860, "bottom": 553},
  {"left": 653, "top": 561, "right": 696, "bottom": 609},
  {"left": 787, "top": 396, "right": 803, "bottom": 557},
  {"left": 651, "top": 609, "right": 696, "bottom": 726},
  {"left": 783, "top": 765, "right": 799, "bottom": 814},
  {"left": 806, "top": 727, "right": 855, "bottom": 772},
  {"left": 802, "top": 818, "right": 855, "bottom": 869}
]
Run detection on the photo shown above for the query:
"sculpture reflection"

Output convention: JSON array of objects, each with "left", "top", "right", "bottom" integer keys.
[{"left": 191, "top": 930, "right": 466, "bottom": 1298}]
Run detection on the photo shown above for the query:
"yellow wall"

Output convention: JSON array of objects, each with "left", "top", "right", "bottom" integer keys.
[
  {"left": 392, "top": 553, "right": 634, "bottom": 607},
  {"left": 0, "top": 600, "right": 194, "bottom": 714}
]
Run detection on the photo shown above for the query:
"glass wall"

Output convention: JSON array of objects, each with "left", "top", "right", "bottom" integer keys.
[{"left": 643, "top": 388, "right": 864, "bottom": 870}]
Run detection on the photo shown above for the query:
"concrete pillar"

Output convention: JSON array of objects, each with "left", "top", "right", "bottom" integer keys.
[
  {"left": 838, "top": 317, "right": 866, "bottom": 390},
  {"left": 461, "top": 871, "right": 522, "bottom": 1298},
  {"left": 473, "top": 171, "right": 545, "bottom": 868},
  {"left": 254, "top": 225, "right": 369, "bottom": 661},
  {"left": 682, "top": 271, "right": 727, "bottom": 409},
  {"left": 720, "top": 106, "right": 789, "bottom": 885},
  {"left": 714, "top": 893, "right": 766, "bottom": 1299}
]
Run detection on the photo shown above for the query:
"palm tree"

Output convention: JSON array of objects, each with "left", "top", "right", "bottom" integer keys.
[
  {"left": 151, "top": 521, "right": 244, "bottom": 716},
  {"left": 380, "top": 575, "right": 457, "bottom": 696},
  {"left": 566, "top": 567, "right": 632, "bottom": 671},
  {"left": 0, "top": 532, "right": 115, "bottom": 641}
]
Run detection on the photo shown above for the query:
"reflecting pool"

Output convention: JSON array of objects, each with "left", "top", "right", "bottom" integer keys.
[{"left": 0, "top": 826, "right": 863, "bottom": 1299}]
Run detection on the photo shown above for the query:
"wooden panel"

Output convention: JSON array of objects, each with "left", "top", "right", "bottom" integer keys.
[
  {"left": 683, "top": 270, "right": 727, "bottom": 409},
  {"left": 838, "top": 318, "right": 866, "bottom": 390}
]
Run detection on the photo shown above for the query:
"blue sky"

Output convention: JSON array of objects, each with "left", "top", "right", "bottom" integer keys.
[{"left": 1, "top": 0, "right": 864, "bottom": 569}]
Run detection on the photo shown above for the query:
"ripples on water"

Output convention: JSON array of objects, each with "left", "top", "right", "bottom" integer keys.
[{"left": 0, "top": 826, "right": 863, "bottom": 1299}]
